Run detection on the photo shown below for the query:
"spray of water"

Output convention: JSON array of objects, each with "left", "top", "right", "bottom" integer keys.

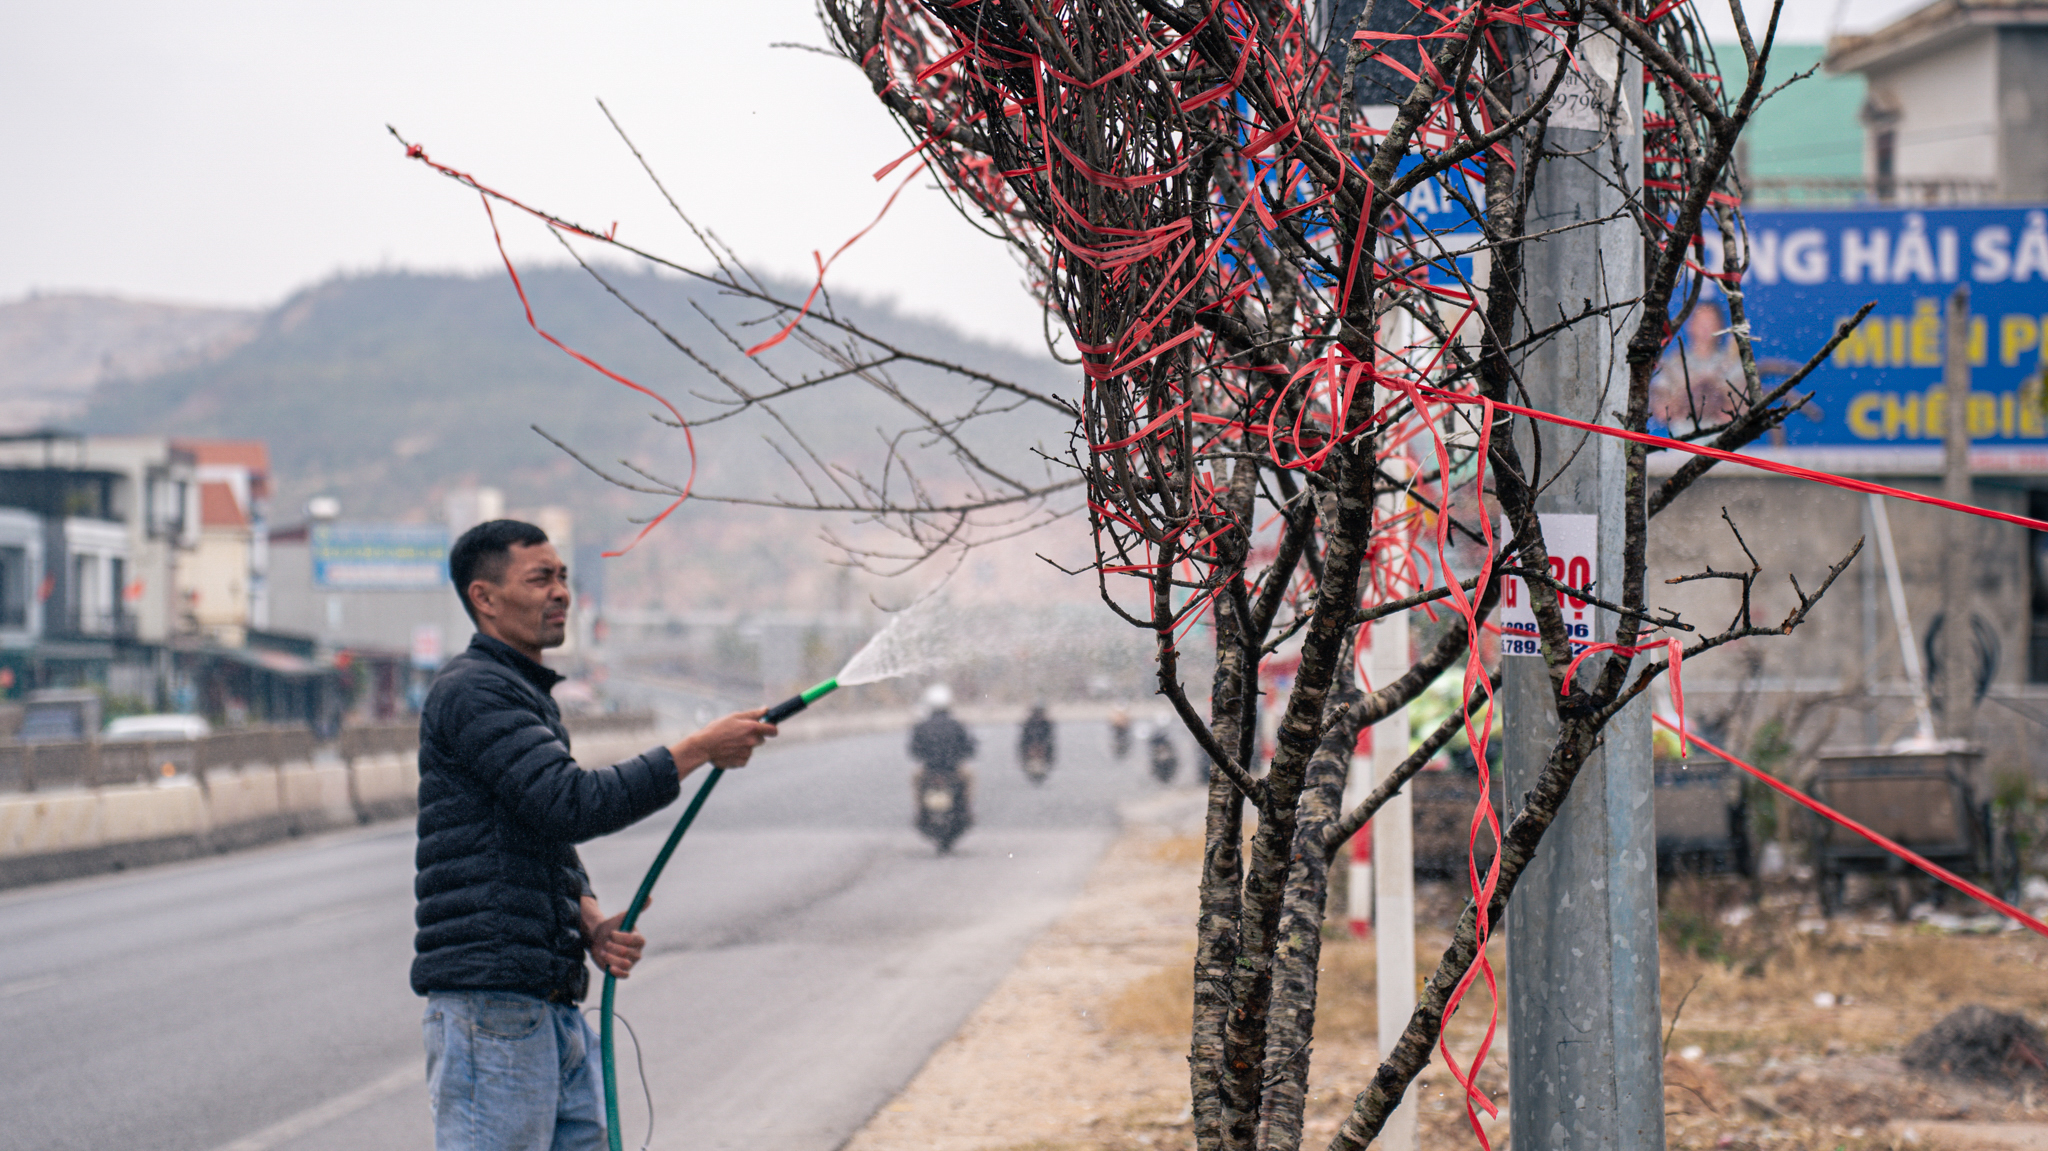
[
  {"left": 835, "top": 594, "right": 966, "bottom": 686},
  {"left": 766, "top": 593, "right": 1151, "bottom": 722}
]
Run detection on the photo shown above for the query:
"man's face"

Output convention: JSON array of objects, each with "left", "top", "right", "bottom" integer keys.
[{"left": 470, "top": 542, "right": 570, "bottom": 654}]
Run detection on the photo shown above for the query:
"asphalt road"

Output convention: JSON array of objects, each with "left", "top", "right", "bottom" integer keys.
[{"left": 0, "top": 720, "right": 1164, "bottom": 1151}]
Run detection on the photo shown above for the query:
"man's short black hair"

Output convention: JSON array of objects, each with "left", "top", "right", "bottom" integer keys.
[{"left": 450, "top": 519, "right": 550, "bottom": 625}]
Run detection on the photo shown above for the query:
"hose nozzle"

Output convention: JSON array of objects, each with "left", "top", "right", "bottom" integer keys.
[{"left": 763, "top": 678, "right": 839, "bottom": 725}]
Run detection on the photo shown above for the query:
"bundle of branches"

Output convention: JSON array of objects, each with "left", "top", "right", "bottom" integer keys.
[
  {"left": 811, "top": 2, "right": 1856, "bottom": 1149},
  {"left": 396, "top": 1, "right": 1861, "bottom": 1148}
]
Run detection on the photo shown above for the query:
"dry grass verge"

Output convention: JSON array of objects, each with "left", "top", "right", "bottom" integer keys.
[{"left": 844, "top": 801, "right": 2048, "bottom": 1151}]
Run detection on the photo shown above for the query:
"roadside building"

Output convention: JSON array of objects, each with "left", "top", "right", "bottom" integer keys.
[
  {"left": 1723, "top": 43, "right": 1867, "bottom": 204},
  {"left": 1652, "top": 6, "right": 2048, "bottom": 783},
  {"left": 0, "top": 432, "right": 343, "bottom": 728},
  {"left": 0, "top": 431, "right": 196, "bottom": 700},
  {"left": 262, "top": 490, "right": 583, "bottom": 722},
  {"left": 172, "top": 439, "right": 270, "bottom": 646},
  {"left": 1498, "top": 2, "right": 2048, "bottom": 790},
  {"left": 1827, "top": 0, "right": 2048, "bottom": 204},
  {"left": 267, "top": 510, "right": 462, "bottom": 652},
  {"left": 0, "top": 505, "right": 31, "bottom": 652}
]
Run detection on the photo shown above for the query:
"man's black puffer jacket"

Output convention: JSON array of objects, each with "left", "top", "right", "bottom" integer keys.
[{"left": 411, "top": 634, "right": 680, "bottom": 1001}]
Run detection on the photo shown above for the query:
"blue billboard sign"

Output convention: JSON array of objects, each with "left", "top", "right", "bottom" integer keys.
[
  {"left": 1389, "top": 156, "right": 1485, "bottom": 289},
  {"left": 1232, "top": 151, "right": 1486, "bottom": 290},
  {"left": 1690, "top": 206, "right": 2048, "bottom": 459},
  {"left": 311, "top": 524, "right": 449, "bottom": 590}
]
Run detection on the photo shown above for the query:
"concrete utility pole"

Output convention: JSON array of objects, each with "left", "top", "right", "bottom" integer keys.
[
  {"left": 1503, "top": 25, "right": 1663, "bottom": 1151},
  {"left": 1368, "top": 607, "right": 1418, "bottom": 1151},
  {"left": 1940, "top": 286, "right": 1976, "bottom": 740}
]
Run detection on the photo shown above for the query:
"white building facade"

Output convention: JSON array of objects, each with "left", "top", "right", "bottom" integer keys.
[{"left": 1830, "top": 0, "right": 2048, "bottom": 203}]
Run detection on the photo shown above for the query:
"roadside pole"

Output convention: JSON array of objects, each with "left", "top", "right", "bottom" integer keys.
[
  {"left": 1368, "top": 606, "right": 1418, "bottom": 1151},
  {"left": 1502, "top": 24, "right": 1663, "bottom": 1151},
  {"left": 1940, "top": 286, "right": 1976, "bottom": 740},
  {"left": 1346, "top": 805, "right": 1374, "bottom": 937},
  {"left": 1861, "top": 497, "right": 1882, "bottom": 745}
]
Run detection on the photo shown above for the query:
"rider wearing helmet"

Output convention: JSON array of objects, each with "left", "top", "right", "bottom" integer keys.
[
  {"left": 909, "top": 685, "right": 977, "bottom": 849},
  {"left": 911, "top": 684, "right": 975, "bottom": 773}
]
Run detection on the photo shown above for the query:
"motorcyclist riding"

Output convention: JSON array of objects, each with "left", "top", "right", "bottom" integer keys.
[
  {"left": 1017, "top": 704, "right": 1055, "bottom": 785},
  {"left": 1108, "top": 704, "right": 1132, "bottom": 760},
  {"left": 1147, "top": 722, "right": 1179, "bottom": 784},
  {"left": 909, "top": 684, "right": 976, "bottom": 852}
]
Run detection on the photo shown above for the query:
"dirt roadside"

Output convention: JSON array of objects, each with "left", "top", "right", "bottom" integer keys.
[
  {"left": 842, "top": 789, "right": 1208, "bottom": 1151},
  {"left": 839, "top": 790, "right": 1502, "bottom": 1151},
  {"left": 841, "top": 787, "right": 2048, "bottom": 1151}
]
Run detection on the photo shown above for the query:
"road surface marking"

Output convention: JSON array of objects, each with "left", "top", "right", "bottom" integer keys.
[
  {"left": 0, "top": 975, "right": 59, "bottom": 999},
  {"left": 210, "top": 1063, "right": 417, "bottom": 1151}
]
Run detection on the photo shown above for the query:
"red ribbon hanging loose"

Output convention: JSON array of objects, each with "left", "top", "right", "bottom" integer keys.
[
  {"left": 398, "top": 137, "right": 695, "bottom": 557},
  {"left": 745, "top": 162, "right": 926, "bottom": 357},
  {"left": 475, "top": 195, "right": 695, "bottom": 558}
]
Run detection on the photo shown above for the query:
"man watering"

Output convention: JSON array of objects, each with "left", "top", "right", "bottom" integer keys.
[{"left": 412, "top": 519, "right": 776, "bottom": 1150}]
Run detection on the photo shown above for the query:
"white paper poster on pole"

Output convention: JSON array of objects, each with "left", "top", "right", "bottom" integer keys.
[
  {"left": 411, "top": 623, "right": 444, "bottom": 669},
  {"left": 1499, "top": 513, "right": 1597, "bottom": 657}
]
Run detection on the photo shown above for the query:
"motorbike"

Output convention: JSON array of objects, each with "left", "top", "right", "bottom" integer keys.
[
  {"left": 915, "top": 767, "right": 972, "bottom": 853},
  {"left": 1148, "top": 730, "right": 1179, "bottom": 784},
  {"left": 1018, "top": 707, "right": 1056, "bottom": 786},
  {"left": 910, "top": 697, "right": 975, "bottom": 853},
  {"left": 1109, "top": 709, "right": 1132, "bottom": 760}
]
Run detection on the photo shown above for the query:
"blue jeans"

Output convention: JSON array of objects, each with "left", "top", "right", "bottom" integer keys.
[{"left": 423, "top": 991, "right": 607, "bottom": 1151}]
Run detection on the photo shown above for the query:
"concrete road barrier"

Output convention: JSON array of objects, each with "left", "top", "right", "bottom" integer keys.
[
  {"left": 0, "top": 768, "right": 352, "bottom": 888},
  {"left": 98, "top": 781, "right": 207, "bottom": 845},
  {"left": 348, "top": 754, "right": 419, "bottom": 823},
  {"left": 0, "top": 790, "right": 101, "bottom": 859},
  {"left": 0, "top": 725, "right": 647, "bottom": 889},
  {"left": 278, "top": 764, "right": 357, "bottom": 832},
  {"left": 203, "top": 769, "right": 284, "bottom": 830}
]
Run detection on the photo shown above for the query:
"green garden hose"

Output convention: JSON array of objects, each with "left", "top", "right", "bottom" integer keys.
[
  {"left": 599, "top": 677, "right": 837, "bottom": 1151},
  {"left": 600, "top": 766, "right": 721, "bottom": 1151}
]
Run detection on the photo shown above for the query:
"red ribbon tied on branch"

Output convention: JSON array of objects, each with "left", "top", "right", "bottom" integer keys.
[
  {"left": 396, "top": 136, "right": 695, "bottom": 557},
  {"left": 1560, "top": 637, "right": 1686, "bottom": 757}
]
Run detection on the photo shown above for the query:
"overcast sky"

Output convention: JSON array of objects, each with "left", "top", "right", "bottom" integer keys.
[{"left": 3, "top": 0, "right": 1925, "bottom": 351}]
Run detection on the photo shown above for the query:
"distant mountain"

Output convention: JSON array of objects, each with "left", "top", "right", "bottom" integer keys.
[
  {"left": 0, "top": 294, "right": 258, "bottom": 431},
  {"left": 71, "top": 267, "right": 1085, "bottom": 610}
]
